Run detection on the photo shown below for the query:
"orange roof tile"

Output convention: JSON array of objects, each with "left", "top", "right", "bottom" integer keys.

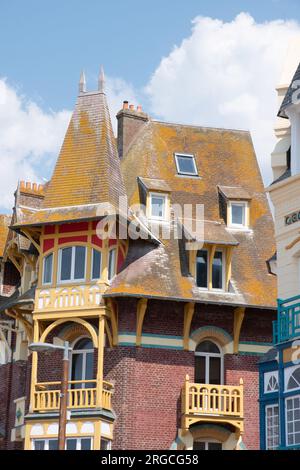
[{"left": 0, "top": 215, "right": 11, "bottom": 258}]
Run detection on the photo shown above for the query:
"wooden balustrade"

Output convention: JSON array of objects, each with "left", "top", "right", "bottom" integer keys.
[
  {"left": 36, "top": 284, "right": 104, "bottom": 312},
  {"left": 33, "top": 379, "right": 113, "bottom": 412},
  {"left": 181, "top": 375, "right": 244, "bottom": 432}
]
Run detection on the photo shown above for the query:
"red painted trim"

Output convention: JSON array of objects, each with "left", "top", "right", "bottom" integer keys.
[
  {"left": 43, "top": 239, "right": 54, "bottom": 253},
  {"left": 58, "top": 236, "right": 88, "bottom": 245},
  {"left": 92, "top": 235, "right": 103, "bottom": 248},
  {"left": 44, "top": 225, "right": 55, "bottom": 235},
  {"left": 59, "top": 222, "right": 89, "bottom": 233},
  {"left": 117, "top": 248, "right": 125, "bottom": 272}
]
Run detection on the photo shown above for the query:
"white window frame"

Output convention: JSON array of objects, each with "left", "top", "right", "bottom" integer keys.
[
  {"left": 91, "top": 248, "right": 102, "bottom": 281},
  {"left": 264, "top": 371, "right": 279, "bottom": 394},
  {"left": 285, "top": 395, "right": 300, "bottom": 447},
  {"left": 265, "top": 404, "right": 280, "bottom": 450},
  {"left": 108, "top": 247, "right": 117, "bottom": 281},
  {"left": 70, "top": 336, "right": 94, "bottom": 386},
  {"left": 196, "top": 249, "right": 209, "bottom": 291},
  {"left": 58, "top": 246, "right": 87, "bottom": 284},
  {"left": 42, "top": 253, "right": 53, "bottom": 285},
  {"left": 101, "top": 438, "right": 112, "bottom": 450},
  {"left": 194, "top": 439, "right": 223, "bottom": 450},
  {"left": 32, "top": 438, "right": 58, "bottom": 450},
  {"left": 284, "top": 365, "right": 300, "bottom": 392},
  {"left": 149, "top": 192, "right": 167, "bottom": 221},
  {"left": 195, "top": 341, "right": 224, "bottom": 385},
  {"left": 228, "top": 201, "right": 249, "bottom": 229},
  {"left": 66, "top": 437, "right": 93, "bottom": 450},
  {"left": 174, "top": 153, "right": 198, "bottom": 176}
]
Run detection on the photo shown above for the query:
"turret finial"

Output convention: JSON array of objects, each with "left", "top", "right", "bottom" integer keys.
[
  {"left": 98, "top": 65, "right": 105, "bottom": 93},
  {"left": 79, "top": 70, "right": 86, "bottom": 94}
]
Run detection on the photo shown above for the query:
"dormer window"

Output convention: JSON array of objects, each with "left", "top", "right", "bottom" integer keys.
[
  {"left": 229, "top": 201, "right": 248, "bottom": 228},
  {"left": 196, "top": 249, "right": 224, "bottom": 291},
  {"left": 149, "top": 193, "right": 167, "bottom": 221},
  {"left": 175, "top": 153, "right": 198, "bottom": 176}
]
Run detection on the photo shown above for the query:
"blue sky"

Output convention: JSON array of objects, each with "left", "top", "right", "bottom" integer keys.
[
  {"left": 0, "top": 1, "right": 300, "bottom": 211},
  {"left": 1, "top": 0, "right": 299, "bottom": 111}
]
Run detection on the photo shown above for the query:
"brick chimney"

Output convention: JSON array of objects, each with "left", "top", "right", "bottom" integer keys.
[{"left": 116, "top": 101, "right": 149, "bottom": 159}]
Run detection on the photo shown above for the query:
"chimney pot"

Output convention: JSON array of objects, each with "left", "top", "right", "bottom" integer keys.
[
  {"left": 26, "top": 182, "right": 31, "bottom": 190},
  {"left": 137, "top": 105, "right": 142, "bottom": 112},
  {"left": 123, "top": 101, "right": 129, "bottom": 110},
  {"left": 33, "top": 183, "right": 37, "bottom": 191},
  {"left": 20, "top": 181, "right": 25, "bottom": 189},
  {"left": 129, "top": 104, "right": 135, "bottom": 111}
]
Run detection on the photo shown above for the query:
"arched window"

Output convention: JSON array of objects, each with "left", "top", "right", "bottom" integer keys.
[
  {"left": 264, "top": 371, "right": 279, "bottom": 393},
  {"left": 71, "top": 338, "right": 94, "bottom": 389},
  {"left": 195, "top": 340, "right": 223, "bottom": 385},
  {"left": 43, "top": 253, "right": 53, "bottom": 285},
  {"left": 287, "top": 366, "right": 300, "bottom": 391}
]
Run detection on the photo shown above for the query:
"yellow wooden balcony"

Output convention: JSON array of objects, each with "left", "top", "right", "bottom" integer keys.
[
  {"left": 31, "top": 379, "right": 113, "bottom": 412},
  {"left": 181, "top": 375, "right": 244, "bottom": 434},
  {"left": 34, "top": 283, "right": 107, "bottom": 315}
]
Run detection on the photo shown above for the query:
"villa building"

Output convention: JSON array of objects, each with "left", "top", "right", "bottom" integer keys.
[
  {"left": 259, "top": 40, "right": 300, "bottom": 451},
  {"left": 0, "top": 70, "right": 276, "bottom": 450}
]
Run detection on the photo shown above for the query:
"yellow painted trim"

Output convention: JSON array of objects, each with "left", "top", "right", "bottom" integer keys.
[
  {"left": 189, "top": 250, "right": 197, "bottom": 277},
  {"left": 104, "top": 318, "right": 113, "bottom": 348},
  {"left": 208, "top": 245, "right": 216, "bottom": 290},
  {"left": 225, "top": 246, "right": 233, "bottom": 292},
  {"left": 96, "top": 315, "right": 105, "bottom": 407},
  {"left": 106, "top": 299, "right": 118, "bottom": 346},
  {"left": 233, "top": 307, "right": 245, "bottom": 354},
  {"left": 39, "top": 318, "right": 98, "bottom": 348},
  {"left": 29, "top": 320, "right": 39, "bottom": 412},
  {"left": 136, "top": 298, "right": 148, "bottom": 347},
  {"left": 183, "top": 303, "right": 195, "bottom": 351}
]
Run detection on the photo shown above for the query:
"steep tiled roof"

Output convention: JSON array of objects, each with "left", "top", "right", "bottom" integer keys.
[
  {"left": 0, "top": 215, "right": 10, "bottom": 258},
  {"left": 278, "top": 62, "right": 300, "bottom": 118},
  {"left": 41, "top": 90, "right": 125, "bottom": 211},
  {"left": 107, "top": 120, "right": 277, "bottom": 308}
]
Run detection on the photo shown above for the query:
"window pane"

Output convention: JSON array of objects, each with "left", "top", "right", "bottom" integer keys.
[
  {"left": 108, "top": 249, "right": 116, "bottom": 281},
  {"left": 43, "top": 253, "right": 53, "bottom": 284},
  {"left": 195, "top": 356, "right": 205, "bottom": 383},
  {"left": 34, "top": 440, "right": 45, "bottom": 450},
  {"left": 60, "top": 247, "right": 72, "bottom": 281},
  {"left": 71, "top": 353, "right": 83, "bottom": 383},
  {"left": 81, "top": 438, "right": 92, "bottom": 450},
  {"left": 74, "top": 246, "right": 86, "bottom": 280},
  {"left": 49, "top": 440, "right": 58, "bottom": 450},
  {"left": 196, "top": 341, "right": 220, "bottom": 354},
  {"left": 196, "top": 250, "right": 208, "bottom": 288},
  {"left": 85, "top": 352, "right": 94, "bottom": 381},
  {"left": 212, "top": 252, "right": 223, "bottom": 289},
  {"left": 151, "top": 196, "right": 165, "bottom": 218},
  {"left": 92, "top": 249, "right": 102, "bottom": 279},
  {"left": 66, "top": 439, "right": 77, "bottom": 450},
  {"left": 208, "top": 443, "right": 222, "bottom": 450},
  {"left": 193, "top": 441, "right": 206, "bottom": 450},
  {"left": 176, "top": 155, "right": 197, "bottom": 175},
  {"left": 209, "top": 357, "right": 221, "bottom": 385},
  {"left": 101, "top": 439, "right": 111, "bottom": 450},
  {"left": 232, "top": 204, "right": 245, "bottom": 225}
]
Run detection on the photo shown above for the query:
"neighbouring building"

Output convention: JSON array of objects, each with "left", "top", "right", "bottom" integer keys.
[
  {"left": 0, "top": 69, "right": 277, "bottom": 451},
  {"left": 259, "top": 39, "right": 300, "bottom": 450}
]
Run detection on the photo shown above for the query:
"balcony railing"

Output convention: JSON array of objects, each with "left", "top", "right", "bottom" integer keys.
[
  {"left": 32, "top": 379, "right": 113, "bottom": 412},
  {"left": 35, "top": 284, "right": 105, "bottom": 313},
  {"left": 181, "top": 375, "right": 244, "bottom": 431},
  {"left": 273, "top": 295, "right": 300, "bottom": 344}
]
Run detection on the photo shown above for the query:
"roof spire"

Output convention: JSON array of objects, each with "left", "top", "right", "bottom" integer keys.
[
  {"left": 79, "top": 70, "right": 86, "bottom": 94},
  {"left": 98, "top": 65, "right": 105, "bottom": 93}
]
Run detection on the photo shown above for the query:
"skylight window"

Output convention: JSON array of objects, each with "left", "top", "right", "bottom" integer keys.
[{"left": 175, "top": 153, "right": 198, "bottom": 176}]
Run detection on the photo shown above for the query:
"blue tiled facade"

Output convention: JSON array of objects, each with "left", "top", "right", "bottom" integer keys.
[{"left": 259, "top": 296, "right": 300, "bottom": 450}]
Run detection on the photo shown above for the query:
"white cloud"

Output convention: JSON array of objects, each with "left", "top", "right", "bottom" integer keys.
[
  {"left": 145, "top": 13, "right": 300, "bottom": 185},
  {"left": 0, "top": 78, "right": 71, "bottom": 211}
]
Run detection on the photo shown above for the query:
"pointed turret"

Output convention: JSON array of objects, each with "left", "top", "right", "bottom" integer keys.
[
  {"left": 98, "top": 66, "right": 105, "bottom": 93},
  {"left": 79, "top": 70, "right": 86, "bottom": 94},
  {"left": 40, "top": 71, "right": 126, "bottom": 213}
]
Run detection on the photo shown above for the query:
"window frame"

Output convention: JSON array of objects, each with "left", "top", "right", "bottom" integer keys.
[
  {"left": 101, "top": 438, "right": 112, "bottom": 450},
  {"left": 42, "top": 252, "right": 53, "bottom": 286},
  {"left": 32, "top": 437, "right": 93, "bottom": 450},
  {"left": 285, "top": 395, "right": 300, "bottom": 447},
  {"left": 228, "top": 201, "right": 249, "bottom": 229},
  {"left": 284, "top": 365, "right": 300, "bottom": 393},
  {"left": 149, "top": 192, "right": 167, "bottom": 221},
  {"left": 195, "top": 340, "right": 224, "bottom": 385},
  {"left": 91, "top": 248, "right": 102, "bottom": 281},
  {"left": 174, "top": 153, "right": 198, "bottom": 176},
  {"left": 108, "top": 247, "right": 117, "bottom": 281},
  {"left": 57, "top": 245, "right": 87, "bottom": 284},
  {"left": 265, "top": 403, "right": 280, "bottom": 450},
  {"left": 195, "top": 248, "right": 226, "bottom": 292}
]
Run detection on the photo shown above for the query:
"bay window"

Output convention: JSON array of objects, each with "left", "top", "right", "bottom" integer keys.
[
  {"left": 58, "top": 246, "right": 86, "bottom": 283},
  {"left": 43, "top": 253, "right": 53, "bottom": 285}
]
